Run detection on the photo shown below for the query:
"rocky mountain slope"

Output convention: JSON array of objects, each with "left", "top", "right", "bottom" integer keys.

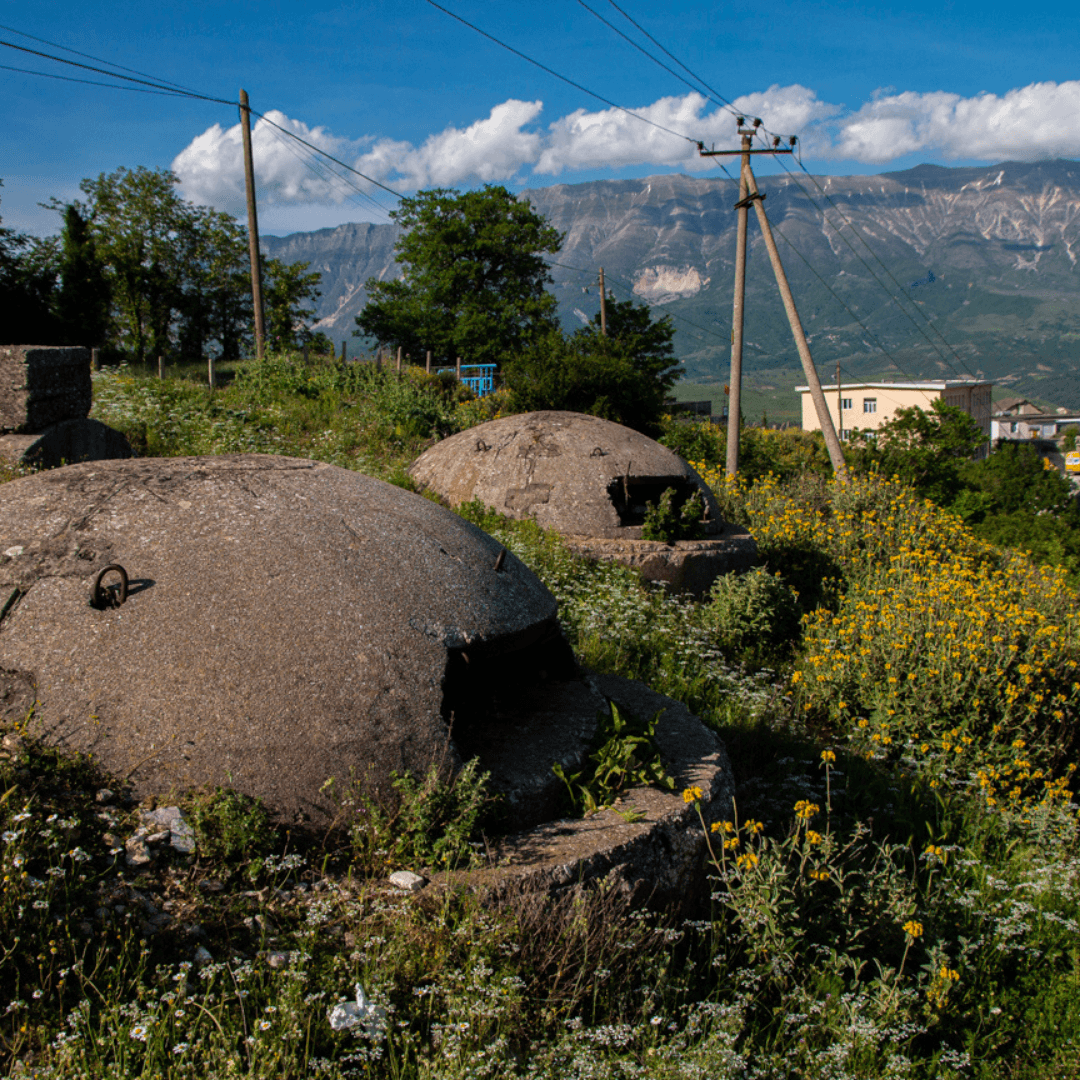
[{"left": 262, "top": 160, "right": 1080, "bottom": 407}]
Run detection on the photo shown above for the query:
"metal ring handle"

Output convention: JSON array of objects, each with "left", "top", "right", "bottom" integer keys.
[{"left": 90, "top": 563, "right": 128, "bottom": 609}]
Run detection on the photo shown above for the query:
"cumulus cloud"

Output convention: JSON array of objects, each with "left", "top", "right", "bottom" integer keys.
[
  {"left": 833, "top": 83, "right": 1080, "bottom": 163},
  {"left": 173, "top": 81, "right": 1080, "bottom": 214}
]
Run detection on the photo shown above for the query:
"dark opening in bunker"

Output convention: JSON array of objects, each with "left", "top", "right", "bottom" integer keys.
[
  {"left": 607, "top": 475, "right": 711, "bottom": 528},
  {"left": 440, "top": 619, "right": 598, "bottom": 828}
]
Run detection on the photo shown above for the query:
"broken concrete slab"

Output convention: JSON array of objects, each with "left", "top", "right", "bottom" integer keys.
[
  {"left": 0, "top": 346, "right": 91, "bottom": 433},
  {"left": 410, "top": 411, "right": 756, "bottom": 594},
  {"left": 0, "top": 417, "right": 133, "bottom": 469},
  {"left": 444, "top": 673, "right": 735, "bottom": 905}
]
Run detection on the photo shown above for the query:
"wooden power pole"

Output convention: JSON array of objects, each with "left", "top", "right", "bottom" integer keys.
[
  {"left": 239, "top": 89, "right": 266, "bottom": 360},
  {"left": 598, "top": 267, "right": 608, "bottom": 336},
  {"left": 698, "top": 122, "right": 847, "bottom": 479}
]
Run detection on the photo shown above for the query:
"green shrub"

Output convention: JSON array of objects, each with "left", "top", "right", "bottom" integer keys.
[
  {"left": 640, "top": 486, "right": 706, "bottom": 542},
  {"left": 186, "top": 786, "right": 275, "bottom": 867},
  {"left": 706, "top": 566, "right": 802, "bottom": 666}
]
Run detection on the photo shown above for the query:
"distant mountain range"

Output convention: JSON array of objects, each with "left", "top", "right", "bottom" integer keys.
[{"left": 261, "top": 159, "right": 1080, "bottom": 408}]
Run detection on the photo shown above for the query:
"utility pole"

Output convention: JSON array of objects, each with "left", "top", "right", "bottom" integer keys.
[
  {"left": 698, "top": 122, "right": 847, "bottom": 479},
  {"left": 836, "top": 359, "right": 842, "bottom": 443},
  {"left": 239, "top": 89, "right": 266, "bottom": 360},
  {"left": 728, "top": 129, "right": 751, "bottom": 477},
  {"left": 598, "top": 267, "right": 608, "bottom": 336}
]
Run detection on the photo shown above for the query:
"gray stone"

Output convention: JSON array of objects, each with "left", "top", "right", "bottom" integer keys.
[
  {"left": 409, "top": 411, "right": 755, "bottom": 594},
  {"left": 170, "top": 820, "right": 196, "bottom": 855},
  {"left": 125, "top": 837, "right": 152, "bottom": 867},
  {"left": 388, "top": 870, "right": 426, "bottom": 892},
  {"left": 0, "top": 418, "right": 133, "bottom": 469},
  {"left": 0, "top": 346, "right": 91, "bottom": 433},
  {"left": 0, "top": 454, "right": 562, "bottom": 824}
]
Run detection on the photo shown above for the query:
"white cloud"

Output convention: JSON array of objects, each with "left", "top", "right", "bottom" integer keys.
[
  {"left": 172, "top": 81, "right": 1080, "bottom": 215},
  {"left": 832, "top": 83, "right": 1080, "bottom": 163}
]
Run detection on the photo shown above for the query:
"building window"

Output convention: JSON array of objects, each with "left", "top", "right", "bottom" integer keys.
[
  {"left": 863, "top": 398, "right": 877, "bottom": 414},
  {"left": 1010, "top": 422, "right": 1018, "bottom": 433},
  {"left": 841, "top": 397, "right": 852, "bottom": 410}
]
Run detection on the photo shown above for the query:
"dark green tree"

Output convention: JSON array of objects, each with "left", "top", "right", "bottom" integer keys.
[
  {"left": 175, "top": 206, "right": 250, "bottom": 363},
  {"left": 354, "top": 186, "right": 563, "bottom": 367},
  {"left": 0, "top": 180, "right": 61, "bottom": 343},
  {"left": 503, "top": 294, "right": 680, "bottom": 435},
  {"left": 575, "top": 295, "right": 679, "bottom": 396},
  {"left": 263, "top": 257, "right": 325, "bottom": 353},
  {"left": 54, "top": 204, "right": 111, "bottom": 348},
  {"left": 74, "top": 166, "right": 192, "bottom": 363}
]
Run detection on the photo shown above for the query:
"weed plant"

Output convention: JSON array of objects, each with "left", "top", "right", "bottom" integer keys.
[{"left": 89, "top": 356, "right": 487, "bottom": 484}]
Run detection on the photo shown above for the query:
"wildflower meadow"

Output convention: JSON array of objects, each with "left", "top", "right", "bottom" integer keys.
[{"left": 0, "top": 359, "right": 1077, "bottom": 1078}]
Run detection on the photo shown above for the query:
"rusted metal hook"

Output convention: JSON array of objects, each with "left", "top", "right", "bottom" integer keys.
[{"left": 90, "top": 563, "right": 129, "bottom": 610}]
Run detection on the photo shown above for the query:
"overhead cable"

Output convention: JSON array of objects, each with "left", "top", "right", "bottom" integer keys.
[
  {"left": 0, "top": 20, "right": 202, "bottom": 96},
  {"left": 421, "top": 0, "right": 698, "bottom": 144}
]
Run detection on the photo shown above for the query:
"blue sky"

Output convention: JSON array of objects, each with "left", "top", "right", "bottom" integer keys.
[{"left": 3, "top": 0, "right": 1079, "bottom": 237}]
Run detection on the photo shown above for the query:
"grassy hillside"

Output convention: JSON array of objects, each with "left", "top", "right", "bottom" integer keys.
[{"left": 1, "top": 360, "right": 1077, "bottom": 1078}]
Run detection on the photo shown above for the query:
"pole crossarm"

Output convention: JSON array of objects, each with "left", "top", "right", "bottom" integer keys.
[
  {"left": 697, "top": 147, "right": 793, "bottom": 156},
  {"left": 733, "top": 191, "right": 766, "bottom": 210}
]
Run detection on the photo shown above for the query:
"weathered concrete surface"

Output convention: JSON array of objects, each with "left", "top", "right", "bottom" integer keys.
[
  {"left": 0, "top": 346, "right": 91, "bottom": 433},
  {"left": 411, "top": 411, "right": 726, "bottom": 539},
  {"left": 0, "top": 418, "right": 133, "bottom": 469},
  {"left": 564, "top": 535, "right": 756, "bottom": 595},
  {"left": 0, "top": 454, "right": 560, "bottom": 824},
  {"left": 446, "top": 673, "right": 735, "bottom": 904},
  {"left": 410, "top": 411, "right": 756, "bottom": 593}
]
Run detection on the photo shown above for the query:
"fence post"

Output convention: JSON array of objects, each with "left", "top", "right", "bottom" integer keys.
[
  {"left": 426, "top": 350, "right": 432, "bottom": 374},
  {"left": 396, "top": 346, "right": 402, "bottom": 373},
  {"left": 158, "top": 355, "right": 164, "bottom": 380},
  {"left": 456, "top": 356, "right": 461, "bottom": 381},
  {"left": 91, "top": 347, "right": 100, "bottom": 372},
  {"left": 208, "top": 355, "right": 215, "bottom": 389},
  {"left": 341, "top": 340, "right": 347, "bottom": 363}
]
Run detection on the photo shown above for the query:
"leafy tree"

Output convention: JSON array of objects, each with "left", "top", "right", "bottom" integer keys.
[
  {"left": 576, "top": 295, "right": 679, "bottom": 396},
  {"left": 0, "top": 180, "right": 61, "bottom": 343},
  {"left": 263, "top": 257, "right": 326, "bottom": 353},
  {"left": 72, "top": 166, "right": 193, "bottom": 364},
  {"left": 175, "top": 205, "right": 250, "bottom": 364},
  {"left": 503, "top": 295, "right": 680, "bottom": 435},
  {"left": 846, "top": 399, "right": 986, "bottom": 503},
  {"left": 354, "top": 186, "right": 563, "bottom": 367},
  {"left": 54, "top": 204, "right": 111, "bottom": 348},
  {"left": 502, "top": 329, "right": 670, "bottom": 434}
]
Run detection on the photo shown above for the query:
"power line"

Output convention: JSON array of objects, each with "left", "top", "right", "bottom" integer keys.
[
  {"left": 0, "top": 38, "right": 232, "bottom": 104},
  {"left": 789, "top": 157, "right": 979, "bottom": 378},
  {"left": 581, "top": 11, "right": 974, "bottom": 381},
  {"left": 0, "top": 21, "right": 203, "bottom": 96},
  {"left": 0, "top": 61, "right": 210, "bottom": 98},
  {"left": 421, "top": 0, "right": 698, "bottom": 145},
  {"left": 251, "top": 110, "right": 404, "bottom": 201}
]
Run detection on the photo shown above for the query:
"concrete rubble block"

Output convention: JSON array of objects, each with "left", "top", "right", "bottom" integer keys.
[
  {"left": 410, "top": 411, "right": 756, "bottom": 594},
  {"left": 0, "top": 418, "right": 133, "bottom": 469},
  {"left": 388, "top": 870, "right": 426, "bottom": 892},
  {"left": 0, "top": 346, "right": 92, "bottom": 433}
]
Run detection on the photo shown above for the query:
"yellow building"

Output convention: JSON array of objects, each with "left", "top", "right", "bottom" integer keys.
[{"left": 796, "top": 380, "right": 993, "bottom": 441}]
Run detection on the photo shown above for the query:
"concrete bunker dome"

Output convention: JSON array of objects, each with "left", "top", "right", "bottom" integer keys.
[
  {"left": 410, "top": 411, "right": 756, "bottom": 592},
  {"left": 0, "top": 454, "right": 571, "bottom": 824}
]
